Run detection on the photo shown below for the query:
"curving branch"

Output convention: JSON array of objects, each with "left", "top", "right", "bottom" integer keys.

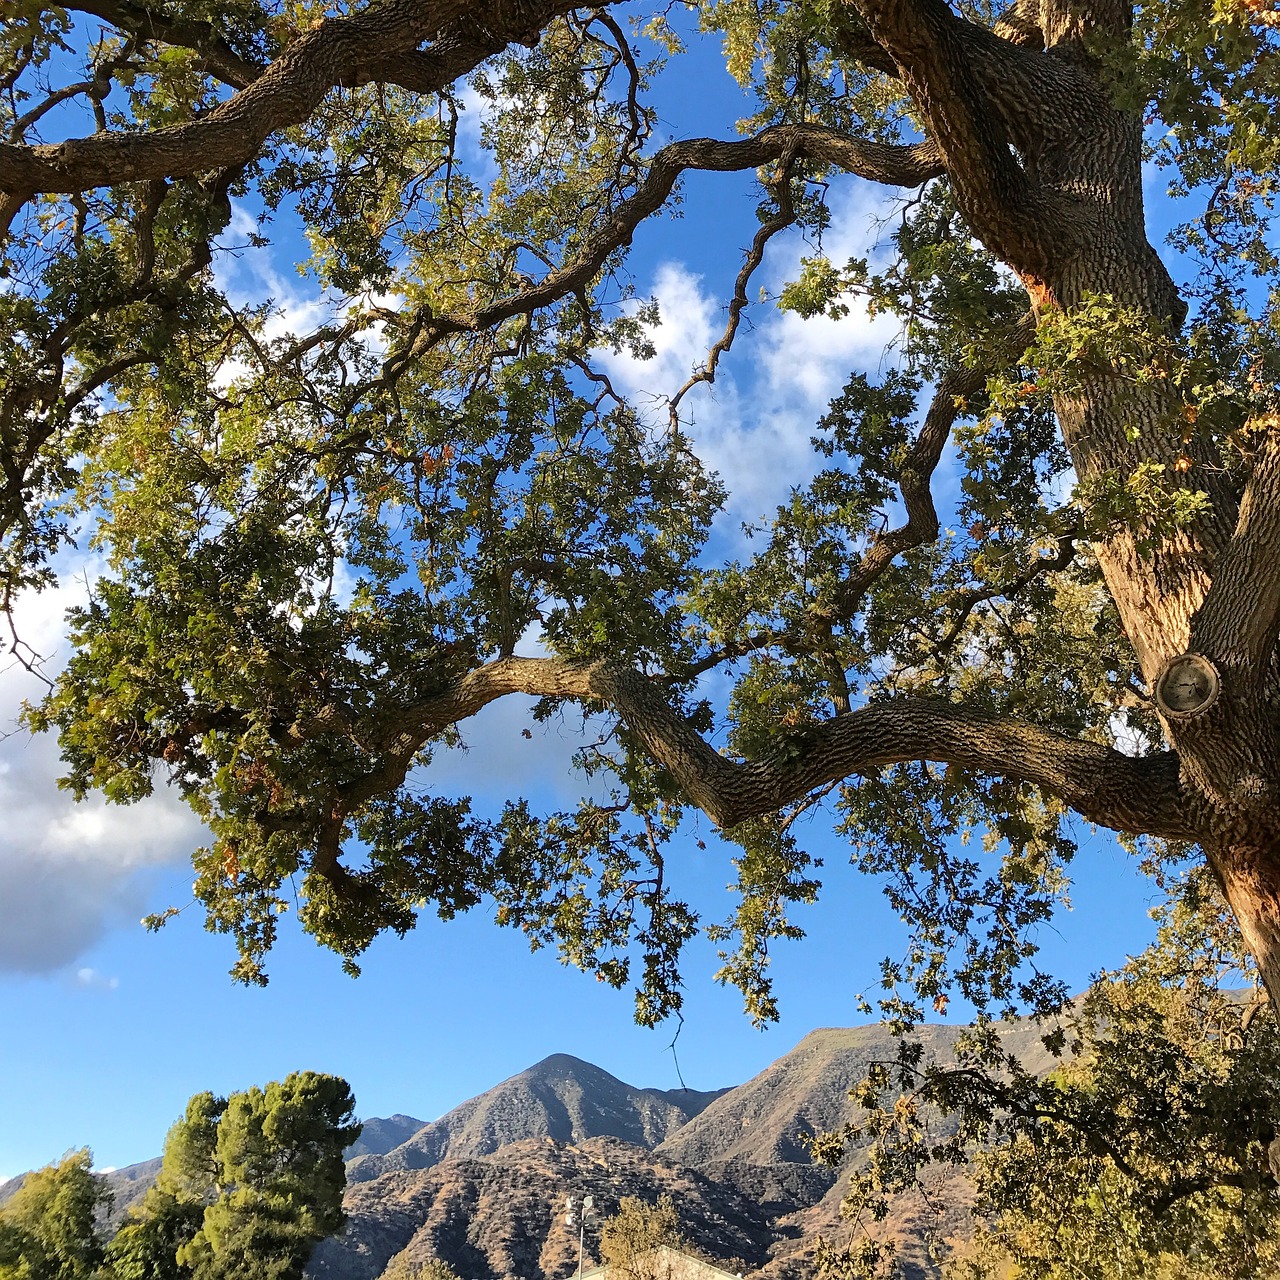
[
  {"left": 0, "top": 0, "right": 586, "bottom": 204},
  {"left": 382, "top": 123, "right": 944, "bottom": 376},
  {"left": 809, "top": 314, "right": 1037, "bottom": 626},
  {"left": 601, "top": 666, "right": 1195, "bottom": 840},
  {"left": 328, "top": 655, "right": 1198, "bottom": 842},
  {"left": 64, "top": 1, "right": 515, "bottom": 99},
  {"left": 666, "top": 140, "right": 803, "bottom": 427},
  {"left": 63, "top": 0, "right": 264, "bottom": 89}
]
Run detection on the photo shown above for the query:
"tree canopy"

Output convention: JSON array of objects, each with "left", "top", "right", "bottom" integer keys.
[
  {"left": 1, "top": 1074, "right": 358, "bottom": 1280},
  {"left": 598, "top": 1195, "right": 687, "bottom": 1280},
  {"left": 157, "top": 1071, "right": 359, "bottom": 1280},
  {"left": 4, "top": 0, "right": 1280, "bottom": 1218},
  {"left": 0, "top": 1151, "right": 109, "bottom": 1280},
  {"left": 805, "top": 866, "right": 1280, "bottom": 1277}
]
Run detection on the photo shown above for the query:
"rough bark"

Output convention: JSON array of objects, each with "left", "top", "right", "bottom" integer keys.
[
  {"left": 849, "top": 0, "right": 1280, "bottom": 1008},
  {"left": 351, "top": 655, "right": 1197, "bottom": 840},
  {"left": 1213, "top": 841, "right": 1280, "bottom": 1007},
  {"left": 0, "top": 0, "right": 591, "bottom": 203}
]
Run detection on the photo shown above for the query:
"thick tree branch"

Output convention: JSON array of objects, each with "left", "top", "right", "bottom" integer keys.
[
  {"left": 65, "top": 1, "right": 499, "bottom": 99},
  {"left": 836, "top": 0, "right": 1106, "bottom": 156},
  {"left": 0, "top": 0, "right": 583, "bottom": 202},
  {"left": 1160, "top": 423, "right": 1280, "bottom": 818},
  {"left": 993, "top": 0, "right": 1047, "bottom": 49},
  {"left": 849, "top": 0, "right": 1077, "bottom": 281},
  {"left": 1190, "top": 423, "right": 1280, "bottom": 693},
  {"left": 356, "top": 656, "right": 1196, "bottom": 840},
  {"left": 63, "top": 0, "right": 263, "bottom": 89}
]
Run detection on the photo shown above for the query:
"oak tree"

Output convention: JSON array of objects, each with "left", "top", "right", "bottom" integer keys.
[
  {"left": 822, "top": 867, "right": 1280, "bottom": 1278},
  {"left": 3, "top": 0, "right": 1280, "bottom": 1155},
  {"left": 598, "top": 1195, "right": 686, "bottom": 1280}
]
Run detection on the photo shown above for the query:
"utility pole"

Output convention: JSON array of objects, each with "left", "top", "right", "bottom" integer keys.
[{"left": 564, "top": 1194, "right": 596, "bottom": 1280}]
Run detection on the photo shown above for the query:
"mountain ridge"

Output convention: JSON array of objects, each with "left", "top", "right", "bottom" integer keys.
[
  {"left": 345, "top": 1053, "right": 728, "bottom": 1185},
  {"left": 4, "top": 1018, "right": 1063, "bottom": 1280}
]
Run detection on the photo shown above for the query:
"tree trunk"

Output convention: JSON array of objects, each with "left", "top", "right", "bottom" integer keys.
[
  {"left": 1210, "top": 841, "right": 1280, "bottom": 1004},
  {"left": 1036, "top": 97, "right": 1228, "bottom": 684},
  {"left": 1027, "top": 0, "right": 1280, "bottom": 1007}
]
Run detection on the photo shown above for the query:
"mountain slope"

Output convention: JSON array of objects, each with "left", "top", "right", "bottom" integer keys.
[
  {"left": 347, "top": 1056, "right": 726, "bottom": 1184},
  {"left": 658, "top": 1025, "right": 911, "bottom": 1171},
  {"left": 657, "top": 1021, "right": 1057, "bottom": 1174},
  {"left": 646, "top": 1020, "right": 1063, "bottom": 1280},
  {"left": 321, "top": 1019, "right": 1063, "bottom": 1280},
  {"left": 349, "top": 1115, "right": 429, "bottom": 1160},
  {"left": 7, "top": 1015, "right": 1069, "bottom": 1280},
  {"left": 314, "top": 1136, "right": 774, "bottom": 1280}
]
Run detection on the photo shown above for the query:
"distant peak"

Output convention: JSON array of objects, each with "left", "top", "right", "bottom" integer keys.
[
  {"left": 530, "top": 1053, "right": 593, "bottom": 1069},
  {"left": 525, "top": 1053, "right": 613, "bottom": 1080}
]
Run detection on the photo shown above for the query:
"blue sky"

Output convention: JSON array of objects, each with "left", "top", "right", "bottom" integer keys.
[{"left": 0, "top": 10, "right": 1170, "bottom": 1184}]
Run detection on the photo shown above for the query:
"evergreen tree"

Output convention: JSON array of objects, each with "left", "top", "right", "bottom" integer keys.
[
  {"left": 103, "top": 1091, "right": 227, "bottom": 1280},
  {"left": 106, "top": 1073, "right": 358, "bottom": 1280},
  {"left": 153, "top": 1094, "right": 225, "bottom": 1204},
  {"left": 0, "top": 1151, "right": 108, "bottom": 1280},
  {"left": 104, "top": 1191, "right": 202, "bottom": 1280},
  {"left": 176, "top": 1072, "right": 359, "bottom": 1280}
]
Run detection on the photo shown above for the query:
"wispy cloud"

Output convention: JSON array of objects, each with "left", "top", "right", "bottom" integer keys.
[
  {"left": 597, "top": 186, "right": 906, "bottom": 534},
  {"left": 74, "top": 968, "right": 119, "bottom": 992}
]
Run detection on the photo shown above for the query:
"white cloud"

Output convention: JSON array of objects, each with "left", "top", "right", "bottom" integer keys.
[
  {"left": 597, "top": 187, "right": 907, "bottom": 532},
  {"left": 213, "top": 202, "right": 398, "bottom": 392},
  {"left": 596, "top": 261, "right": 798, "bottom": 523},
  {"left": 0, "top": 570, "right": 204, "bottom": 975},
  {"left": 0, "top": 567, "right": 597, "bottom": 978},
  {"left": 74, "top": 968, "right": 119, "bottom": 992},
  {"left": 603, "top": 260, "right": 721, "bottom": 393},
  {"left": 757, "top": 293, "right": 900, "bottom": 411},
  {"left": 455, "top": 85, "right": 501, "bottom": 189}
]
